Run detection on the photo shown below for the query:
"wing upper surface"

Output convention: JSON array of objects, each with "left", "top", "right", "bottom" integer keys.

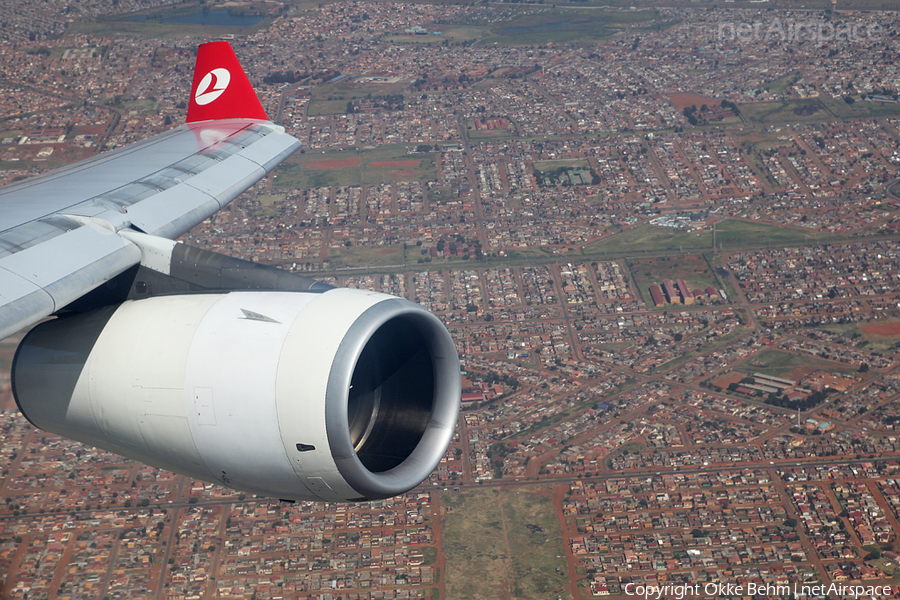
[
  {"left": 0, "top": 120, "right": 298, "bottom": 237},
  {"left": 0, "top": 119, "right": 301, "bottom": 340}
]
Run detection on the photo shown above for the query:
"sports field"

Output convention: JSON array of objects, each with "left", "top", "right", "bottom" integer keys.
[{"left": 274, "top": 146, "right": 436, "bottom": 188}]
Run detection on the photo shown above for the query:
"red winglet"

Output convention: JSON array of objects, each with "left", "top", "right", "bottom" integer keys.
[{"left": 186, "top": 41, "right": 269, "bottom": 124}]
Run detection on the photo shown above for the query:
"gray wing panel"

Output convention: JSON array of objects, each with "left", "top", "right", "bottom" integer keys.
[
  {"left": 125, "top": 148, "right": 264, "bottom": 238},
  {"left": 121, "top": 186, "right": 224, "bottom": 242},
  {"left": 65, "top": 122, "right": 301, "bottom": 239},
  {"left": 0, "top": 126, "right": 206, "bottom": 232},
  {"left": 0, "top": 120, "right": 300, "bottom": 236},
  {"left": 0, "top": 270, "right": 55, "bottom": 341},
  {"left": 0, "top": 224, "right": 141, "bottom": 339}
]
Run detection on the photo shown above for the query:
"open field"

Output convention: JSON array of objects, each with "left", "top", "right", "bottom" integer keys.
[
  {"left": 760, "top": 71, "right": 802, "bottom": 95},
  {"left": 307, "top": 99, "right": 352, "bottom": 117},
  {"left": 820, "top": 95, "right": 900, "bottom": 120},
  {"left": 307, "top": 78, "right": 411, "bottom": 116},
  {"left": 586, "top": 341, "right": 632, "bottom": 354},
  {"left": 326, "top": 244, "right": 405, "bottom": 270},
  {"left": 256, "top": 193, "right": 285, "bottom": 206},
  {"left": 386, "top": 25, "right": 486, "bottom": 44},
  {"left": 274, "top": 146, "right": 437, "bottom": 188},
  {"left": 105, "top": 98, "right": 161, "bottom": 116},
  {"left": 428, "top": 187, "right": 456, "bottom": 205},
  {"left": 742, "top": 348, "right": 853, "bottom": 378},
  {"left": 740, "top": 350, "right": 822, "bottom": 377},
  {"left": 860, "top": 320, "right": 900, "bottom": 338},
  {"left": 740, "top": 96, "right": 900, "bottom": 124},
  {"left": 442, "top": 487, "right": 569, "bottom": 600},
  {"left": 739, "top": 99, "right": 832, "bottom": 125},
  {"left": 504, "top": 490, "right": 570, "bottom": 600},
  {"left": 71, "top": 2, "right": 273, "bottom": 37},
  {"left": 474, "top": 9, "right": 663, "bottom": 46},
  {"left": 668, "top": 92, "right": 721, "bottom": 111},
  {"left": 708, "top": 255, "right": 739, "bottom": 301},
  {"left": 248, "top": 193, "right": 287, "bottom": 217},
  {"left": 810, "top": 318, "right": 900, "bottom": 353},
  {"left": 533, "top": 159, "right": 591, "bottom": 171},
  {"left": 583, "top": 219, "right": 843, "bottom": 256},
  {"left": 442, "top": 488, "right": 512, "bottom": 600},
  {"left": 503, "top": 248, "right": 561, "bottom": 261},
  {"left": 738, "top": 135, "right": 796, "bottom": 155}
]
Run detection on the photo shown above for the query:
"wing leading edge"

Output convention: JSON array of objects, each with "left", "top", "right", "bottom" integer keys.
[{"left": 0, "top": 42, "right": 302, "bottom": 341}]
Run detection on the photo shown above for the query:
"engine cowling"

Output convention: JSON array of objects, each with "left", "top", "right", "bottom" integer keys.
[{"left": 12, "top": 288, "right": 461, "bottom": 502}]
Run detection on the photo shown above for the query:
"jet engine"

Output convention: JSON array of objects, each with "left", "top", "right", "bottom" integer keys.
[{"left": 13, "top": 288, "right": 461, "bottom": 502}]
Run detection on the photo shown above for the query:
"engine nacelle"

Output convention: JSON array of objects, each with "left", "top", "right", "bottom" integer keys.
[{"left": 13, "top": 289, "right": 460, "bottom": 502}]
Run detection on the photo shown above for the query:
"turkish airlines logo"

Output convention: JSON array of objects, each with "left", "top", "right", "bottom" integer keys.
[{"left": 194, "top": 68, "right": 231, "bottom": 106}]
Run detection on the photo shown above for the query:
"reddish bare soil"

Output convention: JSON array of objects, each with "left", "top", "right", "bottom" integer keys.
[
  {"left": 711, "top": 371, "right": 745, "bottom": 389},
  {"left": 861, "top": 321, "right": 900, "bottom": 337},
  {"left": 669, "top": 92, "right": 721, "bottom": 110},
  {"left": 371, "top": 159, "right": 418, "bottom": 168},
  {"left": 306, "top": 157, "right": 360, "bottom": 169},
  {"left": 784, "top": 366, "right": 817, "bottom": 381}
]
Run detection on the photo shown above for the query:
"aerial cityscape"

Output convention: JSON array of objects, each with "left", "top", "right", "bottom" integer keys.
[{"left": 3, "top": 0, "right": 900, "bottom": 598}]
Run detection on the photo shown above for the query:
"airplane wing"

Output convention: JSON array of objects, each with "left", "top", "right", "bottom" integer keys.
[
  {"left": 0, "top": 41, "right": 301, "bottom": 341},
  {"left": 6, "top": 41, "right": 460, "bottom": 504}
]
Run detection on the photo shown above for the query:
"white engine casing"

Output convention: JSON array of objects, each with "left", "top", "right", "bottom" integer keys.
[{"left": 13, "top": 288, "right": 461, "bottom": 501}]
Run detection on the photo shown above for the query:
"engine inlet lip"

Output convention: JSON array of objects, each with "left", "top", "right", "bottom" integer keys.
[{"left": 324, "top": 297, "right": 460, "bottom": 500}]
